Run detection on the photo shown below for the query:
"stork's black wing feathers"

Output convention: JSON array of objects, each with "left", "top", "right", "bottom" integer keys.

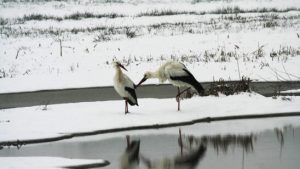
[
  {"left": 125, "top": 87, "right": 138, "bottom": 106},
  {"left": 170, "top": 68, "right": 204, "bottom": 94},
  {"left": 169, "top": 68, "right": 196, "bottom": 83}
]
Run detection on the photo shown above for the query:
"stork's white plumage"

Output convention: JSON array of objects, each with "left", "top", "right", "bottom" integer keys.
[
  {"left": 113, "top": 61, "right": 138, "bottom": 114},
  {"left": 137, "top": 61, "right": 204, "bottom": 111}
]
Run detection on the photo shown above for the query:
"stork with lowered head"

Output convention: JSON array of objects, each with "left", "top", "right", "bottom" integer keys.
[{"left": 136, "top": 61, "right": 204, "bottom": 111}]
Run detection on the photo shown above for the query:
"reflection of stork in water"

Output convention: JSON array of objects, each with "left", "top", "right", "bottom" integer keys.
[
  {"left": 120, "top": 136, "right": 140, "bottom": 169},
  {"left": 141, "top": 129, "right": 207, "bottom": 169}
]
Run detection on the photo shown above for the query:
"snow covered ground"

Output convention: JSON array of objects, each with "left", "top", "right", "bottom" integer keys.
[
  {"left": 0, "top": 157, "right": 108, "bottom": 169},
  {"left": 282, "top": 88, "right": 300, "bottom": 93},
  {"left": 1, "top": 0, "right": 300, "bottom": 93},
  {"left": 1, "top": 92, "right": 300, "bottom": 143},
  {"left": 1, "top": 1, "right": 300, "bottom": 168}
]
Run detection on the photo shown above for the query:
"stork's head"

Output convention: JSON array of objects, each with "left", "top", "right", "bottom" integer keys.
[
  {"left": 113, "top": 61, "right": 127, "bottom": 71},
  {"left": 136, "top": 71, "right": 156, "bottom": 88},
  {"left": 144, "top": 71, "right": 157, "bottom": 79}
]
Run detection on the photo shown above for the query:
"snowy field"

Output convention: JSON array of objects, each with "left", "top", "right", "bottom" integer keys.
[
  {"left": 1, "top": 92, "right": 300, "bottom": 143},
  {"left": 1, "top": 0, "right": 300, "bottom": 93},
  {"left": 1, "top": 92, "right": 300, "bottom": 168},
  {"left": 1, "top": 0, "right": 300, "bottom": 151},
  {"left": 1, "top": 1, "right": 300, "bottom": 168}
]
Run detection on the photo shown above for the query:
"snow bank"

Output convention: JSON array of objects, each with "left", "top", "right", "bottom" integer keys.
[
  {"left": 0, "top": 157, "right": 108, "bottom": 169},
  {"left": 1, "top": 92, "right": 300, "bottom": 143}
]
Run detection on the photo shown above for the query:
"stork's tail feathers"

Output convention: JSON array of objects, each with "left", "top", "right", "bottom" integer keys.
[
  {"left": 179, "top": 68, "right": 205, "bottom": 96},
  {"left": 126, "top": 98, "right": 139, "bottom": 106},
  {"left": 124, "top": 87, "right": 139, "bottom": 106},
  {"left": 193, "top": 82, "right": 205, "bottom": 96}
]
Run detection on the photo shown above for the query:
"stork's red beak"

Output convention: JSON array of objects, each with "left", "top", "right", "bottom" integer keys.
[
  {"left": 136, "top": 76, "right": 147, "bottom": 88},
  {"left": 118, "top": 63, "right": 127, "bottom": 71}
]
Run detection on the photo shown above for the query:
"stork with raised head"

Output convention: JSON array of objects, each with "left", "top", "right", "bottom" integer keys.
[
  {"left": 136, "top": 61, "right": 204, "bottom": 111},
  {"left": 113, "top": 61, "right": 138, "bottom": 114}
]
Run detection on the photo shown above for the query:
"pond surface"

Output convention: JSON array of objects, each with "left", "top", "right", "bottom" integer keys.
[{"left": 1, "top": 117, "right": 300, "bottom": 169}]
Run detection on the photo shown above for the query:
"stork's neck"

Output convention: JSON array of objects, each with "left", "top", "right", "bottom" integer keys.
[
  {"left": 153, "top": 70, "right": 167, "bottom": 83},
  {"left": 149, "top": 71, "right": 159, "bottom": 79},
  {"left": 115, "top": 67, "right": 123, "bottom": 82}
]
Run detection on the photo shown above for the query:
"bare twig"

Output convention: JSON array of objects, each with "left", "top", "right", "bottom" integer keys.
[
  {"left": 272, "top": 68, "right": 300, "bottom": 79},
  {"left": 59, "top": 39, "right": 62, "bottom": 56},
  {"left": 234, "top": 46, "right": 241, "bottom": 80},
  {"left": 236, "top": 58, "right": 241, "bottom": 80},
  {"left": 15, "top": 47, "right": 29, "bottom": 59},
  {"left": 281, "top": 62, "right": 292, "bottom": 80},
  {"left": 251, "top": 44, "right": 265, "bottom": 54},
  {"left": 251, "top": 43, "right": 267, "bottom": 59},
  {"left": 268, "top": 66, "right": 289, "bottom": 81},
  {"left": 15, "top": 48, "right": 21, "bottom": 59}
]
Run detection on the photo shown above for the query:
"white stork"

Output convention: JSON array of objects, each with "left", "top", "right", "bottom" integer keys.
[
  {"left": 136, "top": 61, "right": 204, "bottom": 111},
  {"left": 113, "top": 61, "right": 138, "bottom": 114}
]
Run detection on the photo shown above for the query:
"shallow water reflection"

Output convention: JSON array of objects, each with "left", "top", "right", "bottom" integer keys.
[
  {"left": 121, "top": 129, "right": 256, "bottom": 169},
  {"left": 139, "top": 130, "right": 207, "bottom": 169},
  {"left": 107, "top": 125, "right": 299, "bottom": 169},
  {"left": 0, "top": 121, "right": 299, "bottom": 169}
]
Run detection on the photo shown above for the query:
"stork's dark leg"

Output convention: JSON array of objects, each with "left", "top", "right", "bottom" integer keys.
[
  {"left": 176, "top": 87, "right": 191, "bottom": 98},
  {"left": 125, "top": 100, "right": 129, "bottom": 114},
  {"left": 176, "top": 87, "right": 180, "bottom": 111},
  {"left": 176, "top": 87, "right": 180, "bottom": 102},
  {"left": 176, "top": 87, "right": 191, "bottom": 111}
]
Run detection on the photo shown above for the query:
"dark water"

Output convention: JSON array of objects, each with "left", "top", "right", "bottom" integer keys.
[{"left": 1, "top": 117, "right": 300, "bottom": 169}]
